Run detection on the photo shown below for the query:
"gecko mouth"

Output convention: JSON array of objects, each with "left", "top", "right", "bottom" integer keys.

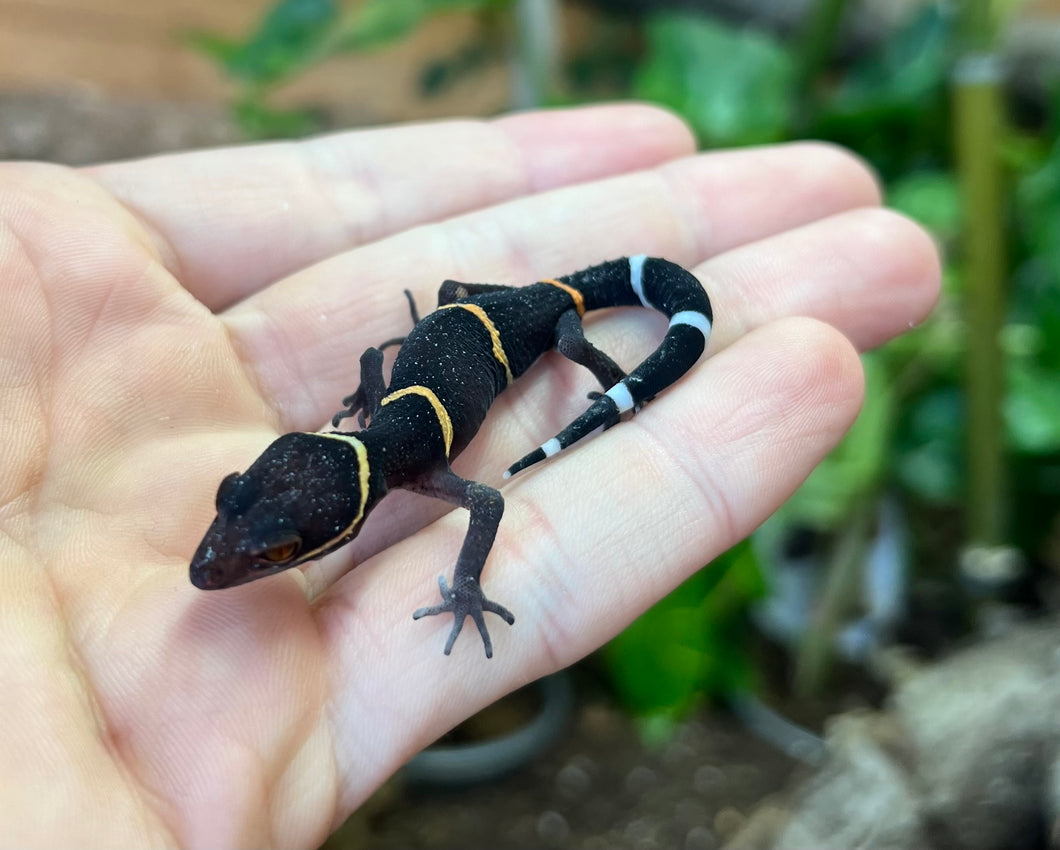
[{"left": 190, "top": 553, "right": 290, "bottom": 590}]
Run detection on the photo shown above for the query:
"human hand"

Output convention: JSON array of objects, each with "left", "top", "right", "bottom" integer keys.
[{"left": 0, "top": 104, "right": 938, "bottom": 846}]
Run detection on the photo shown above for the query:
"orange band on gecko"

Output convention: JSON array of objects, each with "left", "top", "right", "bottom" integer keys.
[{"left": 540, "top": 278, "right": 585, "bottom": 317}]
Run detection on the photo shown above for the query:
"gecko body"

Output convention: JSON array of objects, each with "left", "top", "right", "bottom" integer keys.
[{"left": 190, "top": 256, "right": 712, "bottom": 657}]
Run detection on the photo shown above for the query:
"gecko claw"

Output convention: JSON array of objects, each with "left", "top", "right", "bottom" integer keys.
[
  {"left": 332, "top": 388, "right": 367, "bottom": 428},
  {"left": 413, "top": 574, "right": 515, "bottom": 658}
]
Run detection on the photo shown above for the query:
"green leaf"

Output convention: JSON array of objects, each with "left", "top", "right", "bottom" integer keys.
[
  {"left": 602, "top": 540, "right": 765, "bottom": 719},
  {"left": 813, "top": 5, "right": 954, "bottom": 176},
  {"left": 221, "top": 0, "right": 339, "bottom": 85},
  {"left": 337, "top": 0, "right": 430, "bottom": 50},
  {"left": 1012, "top": 139, "right": 1060, "bottom": 369},
  {"left": 1011, "top": 260, "right": 1060, "bottom": 374},
  {"left": 337, "top": 0, "right": 508, "bottom": 52},
  {"left": 895, "top": 386, "right": 964, "bottom": 503},
  {"left": 1016, "top": 137, "right": 1060, "bottom": 261},
  {"left": 633, "top": 13, "right": 796, "bottom": 148},
  {"left": 893, "top": 352, "right": 1060, "bottom": 497},
  {"left": 233, "top": 97, "right": 321, "bottom": 140},
  {"left": 184, "top": 31, "right": 243, "bottom": 65},
  {"left": 832, "top": 5, "right": 953, "bottom": 112},
  {"left": 1005, "top": 359, "right": 1060, "bottom": 455}
]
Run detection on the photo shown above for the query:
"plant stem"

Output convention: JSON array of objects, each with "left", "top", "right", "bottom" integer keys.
[
  {"left": 793, "top": 497, "right": 873, "bottom": 698},
  {"left": 512, "top": 0, "right": 560, "bottom": 108},
  {"left": 954, "top": 1, "right": 1007, "bottom": 545}
]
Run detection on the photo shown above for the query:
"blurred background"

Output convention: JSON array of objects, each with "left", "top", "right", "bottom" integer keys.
[{"left": 4, "top": 1, "right": 1060, "bottom": 847}]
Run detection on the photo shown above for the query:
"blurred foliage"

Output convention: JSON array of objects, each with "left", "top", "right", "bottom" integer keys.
[
  {"left": 780, "top": 353, "right": 893, "bottom": 529},
  {"left": 192, "top": 1, "right": 1060, "bottom": 718},
  {"left": 634, "top": 14, "right": 796, "bottom": 148},
  {"left": 614, "top": 2, "right": 1058, "bottom": 717},
  {"left": 813, "top": 5, "right": 954, "bottom": 176},
  {"left": 602, "top": 540, "right": 766, "bottom": 727},
  {"left": 188, "top": 0, "right": 512, "bottom": 136}
]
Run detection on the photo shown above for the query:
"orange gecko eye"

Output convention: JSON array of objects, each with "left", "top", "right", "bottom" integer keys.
[{"left": 262, "top": 541, "right": 300, "bottom": 563}]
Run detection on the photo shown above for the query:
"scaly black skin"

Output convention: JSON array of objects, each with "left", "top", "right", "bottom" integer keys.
[{"left": 190, "top": 257, "right": 713, "bottom": 658}]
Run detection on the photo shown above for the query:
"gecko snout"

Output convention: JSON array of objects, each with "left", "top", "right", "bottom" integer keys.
[{"left": 189, "top": 560, "right": 225, "bottom": 590}]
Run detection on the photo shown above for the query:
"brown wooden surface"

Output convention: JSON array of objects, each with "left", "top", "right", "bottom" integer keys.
[
  {"left": 1, "top": 0, "right": 1058, "bottom": 123},
  {"left": 1, "top": 0, "right": 254, "bottom": 94},
  {"left": 0, "top": 0, "right": 511, "bottom": 123}
]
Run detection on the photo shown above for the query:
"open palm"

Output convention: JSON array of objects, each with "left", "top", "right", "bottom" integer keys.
[{"left": 0, "top": 105, "right": 938, "bottom": 846}]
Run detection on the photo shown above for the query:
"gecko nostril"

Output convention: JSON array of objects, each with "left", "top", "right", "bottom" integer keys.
[{"left": 190, "top": 563, "right": 223, "bottom": 590}]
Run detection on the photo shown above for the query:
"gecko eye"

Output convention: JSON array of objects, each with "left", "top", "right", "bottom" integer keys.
[{"left": 260, "top": 539, "right": 301, "bottom": 564}]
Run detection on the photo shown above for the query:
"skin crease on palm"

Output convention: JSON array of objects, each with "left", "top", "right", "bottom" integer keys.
[{"left": 0, "top": 103, "right": 940, "bottom": 847}]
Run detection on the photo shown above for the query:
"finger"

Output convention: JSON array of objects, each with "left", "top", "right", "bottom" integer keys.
[
  {"left": 703, "top": 206, "right": 941, "bottom": 352},
  {"left": 316, "top": 316, "right": 864, "bottom": 813},
  {"left": 225, "top": 142, "right": 881, "bottom": 430},
  {"left": 83, "top": 105, "right": 695, "bottom": 310}
]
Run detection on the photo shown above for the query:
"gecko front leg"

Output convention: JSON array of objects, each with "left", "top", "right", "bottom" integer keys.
[
  {"left": 332, "top": 290, "right": 422, "bottom": 428},
  {"left": 410, "top": 468, "right": 515, "bottom": 658},
  {"left": 332, "top": 346, "right": 388, "bottom": 428}
]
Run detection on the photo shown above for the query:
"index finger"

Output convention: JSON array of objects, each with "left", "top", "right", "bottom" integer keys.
[{"left": 83, "top": 105, "right": 695, "bottom": 310}]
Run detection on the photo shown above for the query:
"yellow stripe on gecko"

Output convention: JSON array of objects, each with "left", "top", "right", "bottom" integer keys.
[
  {"left": 380, "top": 385, "right": 454, "bottom": 457},
  {"left": 297, "top": 432, "right": 371, "bottom": 561},
  {"left": 438, "top": 302, "right": 514, "bottom": 385}
]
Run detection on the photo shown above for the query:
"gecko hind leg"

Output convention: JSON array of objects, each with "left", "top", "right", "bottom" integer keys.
[
  {"left": 437, "top": 279, "right": 512, "bottom": 305},
  {"left": 410, "top": 469, "right": 514, "bottom": 658},
  {"left": 554, "top": 308, "right": 632, "bottom": 429}
]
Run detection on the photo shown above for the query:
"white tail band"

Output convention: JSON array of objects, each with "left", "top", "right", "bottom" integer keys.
[
  {"left": 628, "top": 255, "right": 650, "bottom": 308},
  {"left": 669, "top": 310, "right": 712, "bottom": 339},
  {"left": 605, "top": 381, "right": 636, "bottom": 414}
]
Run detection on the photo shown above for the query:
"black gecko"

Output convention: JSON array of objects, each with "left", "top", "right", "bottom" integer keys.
[{"left": 190, "top": 256, "right": 713, "bottom": 657}]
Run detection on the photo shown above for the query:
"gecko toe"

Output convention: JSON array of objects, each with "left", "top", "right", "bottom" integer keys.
[
  {"left": 412, "top": 603, "right": 447, "bottom": 619},
  {"left": 444, "top": 618, "right": 463, "bottom": 655},
  {"left": 413, "top": 575, "right": 513, "bottom": 657},
  {"left": 471, "top": 609, "right": 494, "bottom": 658},
  {"left": 483, "top": 599, "right": 515, "bottom": 625}
]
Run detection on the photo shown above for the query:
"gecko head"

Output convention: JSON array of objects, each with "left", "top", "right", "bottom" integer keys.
[{"left": 190, "top": 432, "right": 373, "bottom": 590}]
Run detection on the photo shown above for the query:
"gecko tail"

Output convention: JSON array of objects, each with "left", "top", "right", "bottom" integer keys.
[
  {"left": 503, "top": 394, "right": 621, "bottom": 479},
  {"left": 505, "top": 257, "right": 713, "bottom": 481},
  {"left": 504, "top": 319, "right": 711, "bottom": 480}
]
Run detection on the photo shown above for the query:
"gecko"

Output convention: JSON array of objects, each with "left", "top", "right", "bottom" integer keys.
[{"left": 190, "top": 256, "right": 713, "bottom": 657}]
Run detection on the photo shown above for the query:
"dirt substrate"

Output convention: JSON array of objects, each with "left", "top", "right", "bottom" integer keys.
[{"left": 333, "top": 686, "right": 800, "bottom": 850}]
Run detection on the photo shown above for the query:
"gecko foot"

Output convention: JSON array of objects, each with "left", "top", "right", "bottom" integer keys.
[
  {"left": 413, "top": 575, "right": 515, "bottom": 658},
  {"left": 332, "top": 387, "right": 367, "bottom": 429}
]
